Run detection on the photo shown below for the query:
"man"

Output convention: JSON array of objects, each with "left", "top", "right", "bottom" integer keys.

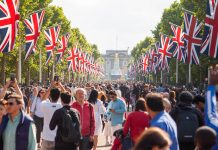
[
  {"left": 72, "top": 88, "right": 95, "bottom": 150},
  {"left": 145, "top": 93, "right": 179, "bottom": 150},
  {"left": 50, "top": 92, "right": 81, "bottom": 150},
  {"left": 0, "top": 93, "right": 37, "bottom": 150},
  {"left": 157, "top": 83, "right": 165, "bottom": 93},
  {"left": 40, "top": 81, "right": 65, "bottom": 150},
  {"left": 205, "top": 64, "right": 218, "bottom": 150},
  {"left": 170, "top": 91, "right": 204, "bottom": 150},
  {"left": 107, "top": 90, "right": 126, "bottom": 140}
]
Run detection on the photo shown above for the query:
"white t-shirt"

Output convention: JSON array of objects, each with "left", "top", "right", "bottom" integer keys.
[
  {"left": 30, "top": 97, "right": 44, "bottom": 118},
  {"left": 40, "top": 100, "right": 62, "bottom": 141}
]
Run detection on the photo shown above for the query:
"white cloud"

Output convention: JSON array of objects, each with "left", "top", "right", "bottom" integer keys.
[{"left": 51, "top": 0, "right": 175, "bottom": 53}]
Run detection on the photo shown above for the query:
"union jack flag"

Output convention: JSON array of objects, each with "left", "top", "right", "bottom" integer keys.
[
  {"left": 170, "top": 24, "right": 186, "bottom": 63},
  {"left": 44, "top": 25, "right": 60, "bottom": 65},
  {"left": 149, "top": 47, "right": 159, "bottom": 74},
  {"left": 56, "top": 33, "right": 70, "bottom": 63},
  {"left": 183, "top": 12, "right": 203, "bottom": 65},
  {"left": 158, "top": 35, "right": 174, "bottom": 70},
  {"left": 0, "top": 0, "right": 20, "bottom": 53},
  {"left": 24, "top": 10, "right": 45, "bottom": 60},
  {"left": 201, "top": 0, "right": 218, "bottom": 58},
  {"left": 78, "top": 51, "right": 87, "bottom": 73},
  {"left": 67, "top": 46, "right": 79, "bottom": 72},
  {"left": 142, "top": 53, "right": 149, "bottom": 74},
  {"left": 90, "top": 56, "right": 95, "bottom": 74}
]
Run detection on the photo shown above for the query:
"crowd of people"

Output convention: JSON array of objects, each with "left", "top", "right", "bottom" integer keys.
[{"left": 0, "top": 65, "right": 218, "bottom": 150}]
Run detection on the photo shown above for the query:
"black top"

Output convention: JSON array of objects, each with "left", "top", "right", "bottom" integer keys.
[{"left": 50, "top": 105, "right": 79, "bottom": 150}]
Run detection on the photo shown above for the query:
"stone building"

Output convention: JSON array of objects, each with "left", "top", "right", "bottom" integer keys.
[{"left": 102, "top": 50, "right": 130, "bottom": 80}]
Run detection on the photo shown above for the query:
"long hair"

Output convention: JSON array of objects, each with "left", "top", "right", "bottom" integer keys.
[{"left": 88, "top": 89, "right": 98, "bottom": 104}]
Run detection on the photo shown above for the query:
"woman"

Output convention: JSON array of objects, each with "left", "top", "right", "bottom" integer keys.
[
  {"left": 123, "top": 98, "right": 150, "bottom": 147},
  {"left": 88, "top": 89, "right": 106, "bottom": 150},
  {"left": 133, "top": 127, "right": 171, "bottom": 150},
  {"left": 30, "top": 87, "right": 45, "bottom": 148}
]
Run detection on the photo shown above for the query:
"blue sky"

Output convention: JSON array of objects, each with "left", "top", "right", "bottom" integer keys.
[{"left": 51, "top": 0, "right": 175, "bottom": 54}]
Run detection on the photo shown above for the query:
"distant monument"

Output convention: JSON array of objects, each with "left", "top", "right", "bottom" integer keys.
[
  {"left": 110, "top": 53, "right": 122, "bottom": 80},
  {"left": 102, "top": 50, "right": 130, "bottom": 80}
]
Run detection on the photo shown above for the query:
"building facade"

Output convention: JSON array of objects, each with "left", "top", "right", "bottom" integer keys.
[{"left": 102, "top": 50, "right": 130, "bottom": 80}]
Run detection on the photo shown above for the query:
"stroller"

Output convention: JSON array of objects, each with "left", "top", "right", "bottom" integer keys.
[{"left": 111, "top": 128, "right": 132, "bottom": 150}]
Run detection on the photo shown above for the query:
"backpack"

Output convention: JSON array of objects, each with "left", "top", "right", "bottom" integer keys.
[
  {"left": 60, "top": 107, "right": 81, "bottom": 144},
  {"left": 175, "top": 107, "right": 199, "bottom": 143}
]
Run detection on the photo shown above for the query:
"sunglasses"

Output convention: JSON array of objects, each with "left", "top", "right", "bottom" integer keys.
[{"left": 6, "top": 102, "right": 16, "bottom": 106}]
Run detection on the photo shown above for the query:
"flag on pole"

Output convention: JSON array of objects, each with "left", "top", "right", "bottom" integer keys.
[
  {"left": 24, "top": 10, "right": 45, "bottom": 60},
  {"left": 44, "top": 25, "right": 60, "bottom": 65},
  {"left": 201, "top": 0, "right": 218, "bottom": 58},
  {"left": 183, "top": 12, "right": 203, "bottom": 65},
  {"left": 142, "top": 53, "right": 149, "bottom": 74},
  {"left": 0, "top": 0, "right": 20, "bottom": 52},
  {"left": 56, "top": 33, "right": 70, "bottom": 63},
  {"left": 149, "top": 48, "right": 159, "bottom": 74},
  {"left": 157, "top": 35, "right": 174, "bottom": 70},
  {"left": 170, "top": 24, "right": 186, "bottom": 63},
  {"left": 67, "top": 46, "right": 79, "bottom": 72}
]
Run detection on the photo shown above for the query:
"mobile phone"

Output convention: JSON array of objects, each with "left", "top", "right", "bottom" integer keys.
[
  {"left": 10, "top": 73, "right": 16, "bottom": 82},
  {"left": 54, "top": 75, "right": 59, "bottom": 82}
]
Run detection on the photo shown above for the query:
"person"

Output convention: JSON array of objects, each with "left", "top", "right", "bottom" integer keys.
[
  {"left": 157, "top": 83, "right": 165, "bottom": 93},
  {"left": 0, "top": 93, "right": 37, "bottom": 150},
  {"left": 193, "top": 95, "right": 205, "bottom": 114},
  {"left": 133, "top": 127, "right": 171, "bottom": 150},
  {"left": 170, "top": 91, "right": 204, "bottom": 150},
  {"left": 0, "top": 100, "right": 7, "bottom": 124},
  {"left": 123, "top": 98, "right": 150, "bottom": 145},
  {"left": 169, "top": 91, "right": 176, "bottom": 108},
  {"left": 50, "top": 92, "right": 80, "bottom": 150},
  {"left": 145, "top": 93, "right": 179, "bottom": 150},
  {"left": 40, "top": 81, "right": 64, "bottom": 150},
  {"left": 30, "top": 87, "right": 45, "bottom": 148},
  {"left": 107, "top": 90, "right": 127, "bottom": 141},
  {"left": 72, "top": 88, "right": 95, "bottom": 150},
  {"left": 205, "top": 65, "right": 218, "bottom": 150},
  {"left": 88, "top": 89, "right": 106, "bottom": 150},
  {"left": 195, "top": 126, "right": 217, "bottom": 150},
  {"left": 162, "top": 98, "right": 171, "bottom": 113}
]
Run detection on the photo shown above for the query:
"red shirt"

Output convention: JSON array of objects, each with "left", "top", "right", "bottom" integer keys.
[
  {"left": 123, "top": 111, "right": 150, "bottom": 143},
  {"left": 71, "top": 101, "right": 95, "bottom": 136}
]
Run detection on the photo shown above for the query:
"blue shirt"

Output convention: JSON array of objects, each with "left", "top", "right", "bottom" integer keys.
[
  {"left": 150, "top": 111, "right": 179, "bottom": 150},
  {"left": 205, "top": 85, "right": 218, "bottom": 150},
  {"left": 108, "top": 98, "right": 127, "bottom": 126}
]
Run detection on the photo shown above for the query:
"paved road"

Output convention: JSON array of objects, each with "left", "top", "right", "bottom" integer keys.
[{"left": 97, "top": 133, "right": 111, "bottom": 150}]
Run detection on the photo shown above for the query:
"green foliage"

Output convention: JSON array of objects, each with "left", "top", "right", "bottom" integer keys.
[
  {"left": 131, "top": 36, "right": 154, "bottom": 62},
  {"left": 131, "top": 0, "right": 218, "bottom": 86},
  {"left": 0, "top": 1, "right": 101, "bottom": 84}
]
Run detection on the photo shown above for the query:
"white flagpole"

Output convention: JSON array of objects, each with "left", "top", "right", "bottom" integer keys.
[
  {"left": 161, "top": 70, "right": 163, "bottom": 83},
  {"left": 188, "top": 63, "right": 191, "bottom": 83},
  {"left": 176, "top": 59, "right": 179, "bottom": 84},
  {"left": 39, "top": 48, "right": 42, "bottom": 84}
]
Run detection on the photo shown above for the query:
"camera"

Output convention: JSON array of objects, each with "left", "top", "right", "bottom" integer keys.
[
  {"left": 54, "top": 75, "right": 59, "bottom": 82},
  {"left": 10, "top": 73, "right": 16, "bottom": 82}
]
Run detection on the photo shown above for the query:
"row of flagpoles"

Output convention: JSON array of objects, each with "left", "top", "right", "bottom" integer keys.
[
  {"left": 129, "top": 0, "right": 218, "bottom": 84},
  {"left": 0, "top": 0, "right": 104, "bottom": 83}
]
